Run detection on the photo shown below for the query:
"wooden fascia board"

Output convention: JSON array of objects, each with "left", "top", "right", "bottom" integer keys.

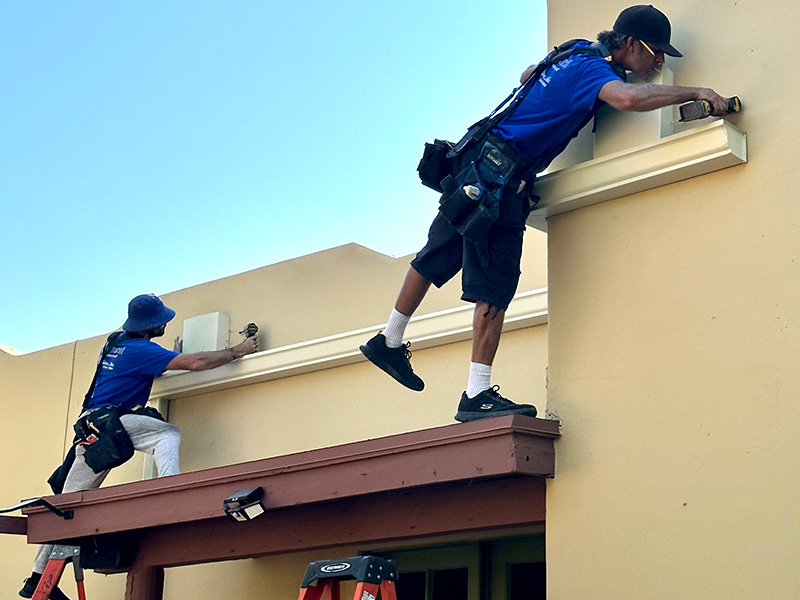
[
  {"left": 132, "top": 476, "right": 547, "bottom": 568},
  {"left": 24, "top": 415, "right": 559, "bottom": 545}
]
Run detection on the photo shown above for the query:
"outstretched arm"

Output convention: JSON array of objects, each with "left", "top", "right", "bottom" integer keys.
[
  {"left": 598, "top": 79, "right": 729, "bottom": 115},
  {"left": 165, "top": 336, "right": 258, "bottom": 371}
]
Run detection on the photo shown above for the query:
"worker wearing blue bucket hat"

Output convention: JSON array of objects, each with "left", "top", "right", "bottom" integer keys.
[
  {"left": 122, "top": 293, "right": 177, "bottom": 332},
  {"left": 20, "top": 294, "right": 257, "bottom": 600}
]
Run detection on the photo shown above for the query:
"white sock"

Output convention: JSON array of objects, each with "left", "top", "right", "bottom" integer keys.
[
  {"left": 467, "top": 362, "right": 492, "bottom": 398},
  {"left": 383, "top": 308, "right": 410, "bottom": 348}
]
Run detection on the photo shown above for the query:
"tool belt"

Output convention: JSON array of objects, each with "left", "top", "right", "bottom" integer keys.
[
  {"left": 436, "top": 135, "right": 539, "bottom": 243},
  {"left": 48, "top": 405, "right": 165, "bottom": 490},
  {"left": 72, "top": 405, "right": 165, "bottom": 474},
  {"left": 74, "top": 406, "right": 135, "bottom": 474}
]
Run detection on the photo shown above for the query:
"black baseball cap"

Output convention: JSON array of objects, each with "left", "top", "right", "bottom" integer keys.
[{"left": 614, "top": 5, "right": 683, "bottom": 57}]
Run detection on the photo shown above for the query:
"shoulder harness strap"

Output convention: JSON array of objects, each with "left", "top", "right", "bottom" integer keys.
[
  {"left": 448, "top": 40, "right": 626, "bottom": 159},
  {"left": 487, "top": 39, "right": 626, "bottom": 127},
  {"left": 545, "top": 40, "right": 627, "bottom": 81},
  {"left": 81, "top": 331, "right": 135, "bottom": 409}
]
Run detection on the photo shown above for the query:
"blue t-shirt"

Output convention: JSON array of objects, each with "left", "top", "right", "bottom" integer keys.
[
  {"left": 85, "top": 337, "right": 178, "bottom": 411},
  {"left": 493, "top": 42, "right": 622, "bottom": 169}
]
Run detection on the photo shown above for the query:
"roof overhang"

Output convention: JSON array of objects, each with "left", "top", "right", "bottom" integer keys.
[{"left": 24, "top": 415, "right": 559, "bottom": 569}]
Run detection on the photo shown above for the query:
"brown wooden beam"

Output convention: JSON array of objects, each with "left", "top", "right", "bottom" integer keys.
[
  {"left": 125, "top": 565, "right": 164, "bottom": 600},
  {"left": 131, "top": 476, "right": 546, "bottom": 569},
  {"left": 0, "top": 515, "right": 26, "bottom": 535},
  {"left": 26, "top": 416, "right": 559, "bottom": 545}
]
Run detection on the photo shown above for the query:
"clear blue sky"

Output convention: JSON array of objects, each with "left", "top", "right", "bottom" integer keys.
[{"left": 0, "top": 1, "right": 546, "bottom": 354}]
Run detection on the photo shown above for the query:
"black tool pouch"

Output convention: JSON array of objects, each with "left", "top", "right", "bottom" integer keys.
[
  {"left": 438, "top": 138, "right": 523, "bottom": 243},
  {"left": 457, "top": 189, "right": 501, "bottom": 243},
  {"left": 417, "top": 139, "right": 455, "bottom": 192},
  {"left": 75, "top": 406, "right": 135, "bottom": 474},
  {"left": 438, "top": 164, "right": 484, "bottom": 227}
]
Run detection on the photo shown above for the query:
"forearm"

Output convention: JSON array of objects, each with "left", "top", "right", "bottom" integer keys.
[
  {"left": 599, "top": 80, "right": 728, "bottom": 114},
  {"left": 185, "top": 348, "right": 241, "bottom": 371},
  {"left": 620, "top": 83, "right": 707, "bottom": 111},
  {"left": 166, "top": 337, "right": 257, "bottom": 372}
]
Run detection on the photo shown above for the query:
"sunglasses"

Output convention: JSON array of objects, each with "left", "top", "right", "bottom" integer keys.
[{"left": 639, "top": 39, "right": 665, "bottom": 59}]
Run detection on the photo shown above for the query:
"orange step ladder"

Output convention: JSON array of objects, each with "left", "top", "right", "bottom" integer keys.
[
  {"left": 32, "top": 545, "right": 86, "bottom": 600},
  {"left": 297, "top": 556, "right": 398, "bottom": 600}
]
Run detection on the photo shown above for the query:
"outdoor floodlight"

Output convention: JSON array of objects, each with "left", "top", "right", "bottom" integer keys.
[{"left": 223, "top": 486, "right": 265, "bottom": 522}]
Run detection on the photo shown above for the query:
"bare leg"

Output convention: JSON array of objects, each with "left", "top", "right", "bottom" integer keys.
[
  {"left": 361, "top": 266, "right": 430, "bottom": 391},
  {"left": 471, "top": 302, "right": 505, "bottom": 365},
  {"left": 454, "top": 301, "right": 537, "bottom": 421},
  {"left": 395, "top": 266, "right": 432, "bottom": 316}
]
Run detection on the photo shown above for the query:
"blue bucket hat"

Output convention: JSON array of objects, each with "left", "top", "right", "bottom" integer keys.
[{"left": 123, "top": 294, "right": 176, "bottom": 332}]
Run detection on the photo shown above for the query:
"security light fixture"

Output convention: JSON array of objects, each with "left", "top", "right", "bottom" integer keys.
[{"left": 223, "top": 487, "right": 265, "bottom": 522}]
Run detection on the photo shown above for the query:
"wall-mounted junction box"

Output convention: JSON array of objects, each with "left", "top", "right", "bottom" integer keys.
[{"left": 182, "top": 312, "right": 230, "bottom": 353}]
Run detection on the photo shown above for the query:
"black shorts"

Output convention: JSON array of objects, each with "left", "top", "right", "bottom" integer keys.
[{"left": 410, "top": 179, "right": 532, "bottom": 311}]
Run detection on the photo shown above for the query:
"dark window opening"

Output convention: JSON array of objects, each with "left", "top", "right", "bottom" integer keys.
[
  {"left": 396, "top": 571, "right": 426, "bottom": 600},
  {"left": 395, "top": 567, "right": 469, "bottom": 600},
  {"left": 431, "top": 567, "right": 468, "bottom": 600},
  {"left": 507, "top": 562, "right": 546, "bottom": 600}
]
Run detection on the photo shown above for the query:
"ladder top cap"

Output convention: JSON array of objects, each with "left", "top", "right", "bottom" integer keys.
[{"left": 301, "top": 556, "right": 399, "bottom": 587}]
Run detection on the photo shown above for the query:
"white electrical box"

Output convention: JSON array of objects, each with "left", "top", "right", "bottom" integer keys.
[{"left": 182, "top": 312, "right": 230, "bottom": 353}]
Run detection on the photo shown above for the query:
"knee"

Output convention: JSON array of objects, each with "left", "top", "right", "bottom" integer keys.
[
  {"left": 165, "top": 424, "right": 181, "bottom": 444},
  {"left": 475, "top": 302, "right": 504, "bottom": 321},
  {"left": 153, "top": 421, "right": 181, "bottom": 447}
]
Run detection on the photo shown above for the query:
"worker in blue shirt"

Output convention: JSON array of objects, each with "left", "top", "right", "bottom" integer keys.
[
  {"left": 360, "top": 5, "right": 730, "bottom": 422},
  {"left": 20, "top": 294, "right": 257, "bottom": 600}
]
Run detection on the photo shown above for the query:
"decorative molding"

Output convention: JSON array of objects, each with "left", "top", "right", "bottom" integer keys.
[
  {"left": 527, "top": 119, "right": 747, "bottom": 232},
  {"left": 151, "top": 287, "right": 548, "bottom": 400}
]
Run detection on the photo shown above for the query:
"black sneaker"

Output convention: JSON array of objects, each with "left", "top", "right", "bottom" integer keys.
[
  {"left": 19, "top": 573, "right": 71, "bottom": 600},
  {"left": 454, "top": 386, "right": 537, "bottom": 422},
  {"left": 360, "top": 333, "right": 424, "bottom": 391}
]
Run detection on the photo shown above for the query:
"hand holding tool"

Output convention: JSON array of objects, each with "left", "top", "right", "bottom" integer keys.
[{"left": 679, "top": 96, "right": 741, "bottom": 122}]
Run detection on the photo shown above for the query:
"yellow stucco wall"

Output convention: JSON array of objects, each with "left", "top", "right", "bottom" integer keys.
[
  {"left": 545, "top": 1, "right": 799, "bottom": 599},
  {"left": 164, "top": 548, "right": 363, "bottom": 600},
  {"left": 0, "top": 237, "right": 549, "bottom": 598}
]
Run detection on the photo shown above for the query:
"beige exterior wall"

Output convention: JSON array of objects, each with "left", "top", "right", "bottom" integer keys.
[
  {"left": 1, "top": 237, "right": 549, "bottom": 598},
  {"left": 545, "top": 1, "right": 799, "bottom": 599},
  {"left": 165, "top": 548, "right": 362, "bottom": 600}
]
